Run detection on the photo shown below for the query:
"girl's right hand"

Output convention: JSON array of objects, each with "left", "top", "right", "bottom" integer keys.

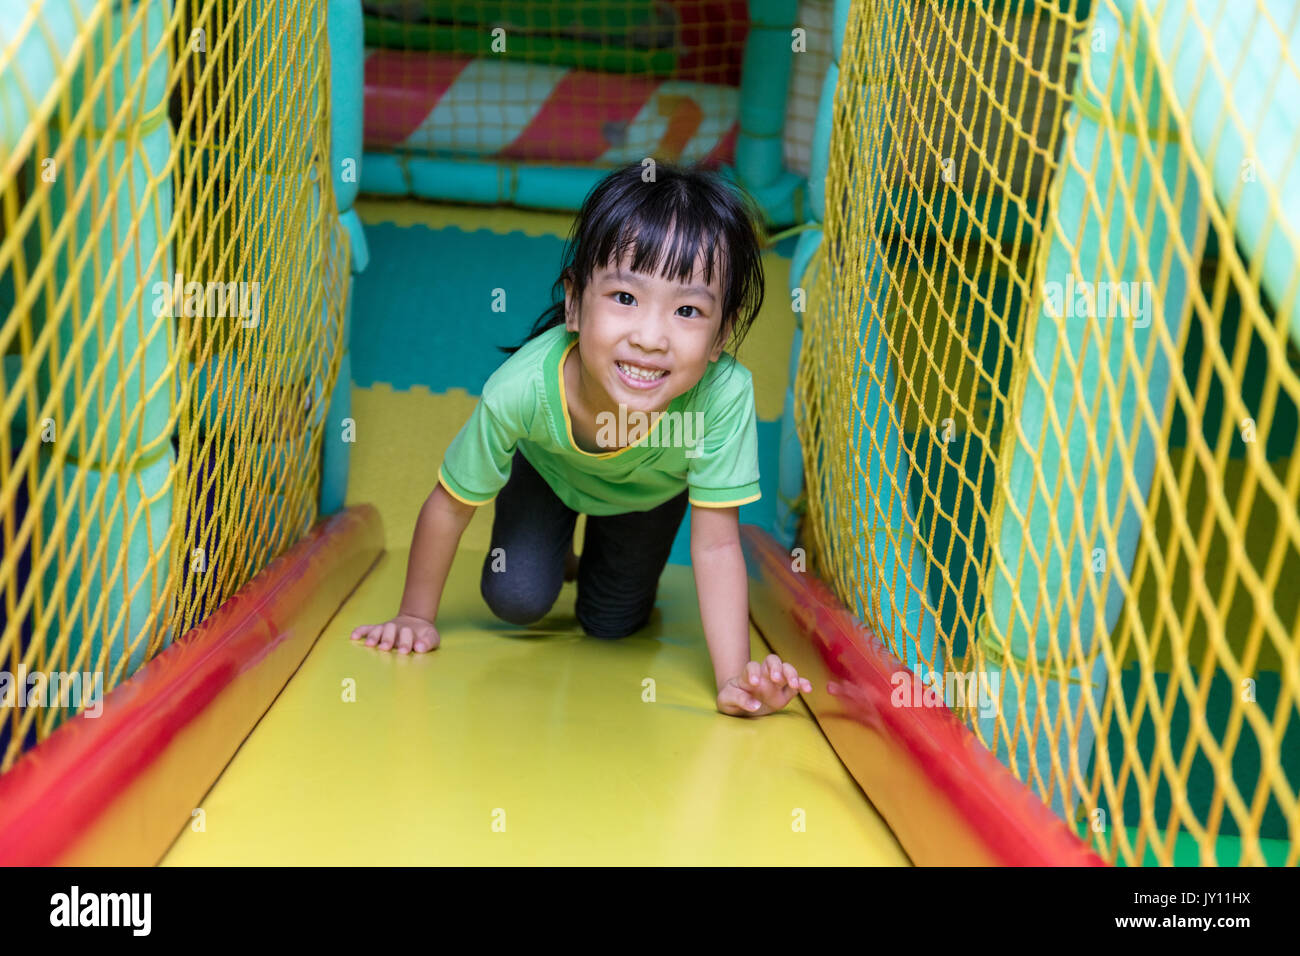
[{"left": 349, "top": 614, "right": 441, "bottom": 654}]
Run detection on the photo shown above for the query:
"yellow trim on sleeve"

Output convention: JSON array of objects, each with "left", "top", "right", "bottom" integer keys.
[
  {"left": 437, "top": 468, "right": 494, "bottom": 507},
  {"left": 688, "top": 491, "right": 762, "bottom": 508}
]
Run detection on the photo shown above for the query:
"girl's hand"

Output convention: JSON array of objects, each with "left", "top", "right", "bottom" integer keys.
[
  {"left": 716, "top": 654, "right": 812, "bottom": 717},
  {"left": 349, "top": 614, "right": 441, "bottom": 654}
]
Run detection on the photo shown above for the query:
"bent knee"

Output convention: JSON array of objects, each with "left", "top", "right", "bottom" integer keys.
[
  {"left": 578, "top": 611, "right": 649, "bottom": 640},
  {"left": 481, "top": 573, "right": 557, "bottom": 626}
]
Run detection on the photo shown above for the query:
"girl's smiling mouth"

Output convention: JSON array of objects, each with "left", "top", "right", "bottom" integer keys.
[{"left": 615, "top": 360, "right": 669, "bottom": 388}]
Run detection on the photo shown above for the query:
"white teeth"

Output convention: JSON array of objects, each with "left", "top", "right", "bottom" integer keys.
[{"left": 618, "top": 361, "right": 666, "bottom": 382}]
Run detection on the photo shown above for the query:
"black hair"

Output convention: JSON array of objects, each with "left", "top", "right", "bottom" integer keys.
[{"left": 497, "top": 160, "right": 767, "bottom": 377}]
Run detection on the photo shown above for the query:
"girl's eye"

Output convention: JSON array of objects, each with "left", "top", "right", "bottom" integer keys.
[{"left": 611, "top": 292, "right": 702, "bottom": 317}]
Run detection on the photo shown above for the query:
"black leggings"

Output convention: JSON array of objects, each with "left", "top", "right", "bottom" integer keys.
[{"left": 480, "top": 450, "right": 689, "bottom": 638}]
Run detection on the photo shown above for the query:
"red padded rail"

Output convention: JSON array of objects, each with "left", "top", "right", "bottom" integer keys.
[
  {"left": 740, "top": 524, "right": 1105, "bottom": 867},
  {"left": 0, "top": 505, "right": 383, "bottom": 866}
]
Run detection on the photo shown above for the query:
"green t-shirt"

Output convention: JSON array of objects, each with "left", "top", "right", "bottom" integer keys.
[{"left": 437, "top": 323, "right": 761, "bottom": 515}]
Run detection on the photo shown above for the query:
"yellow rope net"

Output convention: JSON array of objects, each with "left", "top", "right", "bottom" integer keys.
[
  {"left": 799, "top": 0, "right": 1299, "bottom": 865},
  {"left": 0, "top": 0, "right": 348, "bottom": 772},
  {"left": 4, "top": 0, "right": 1296, "bottom": 870}
]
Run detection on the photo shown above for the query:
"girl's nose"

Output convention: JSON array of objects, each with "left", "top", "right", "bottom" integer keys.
[{"left": 628, "top": 312, "right": 670, "bottom": 352}]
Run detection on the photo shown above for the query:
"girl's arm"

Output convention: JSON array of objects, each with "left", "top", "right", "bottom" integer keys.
[
  {"left": 690, "top": 506, "right": 751, "bottom": 691},
  {"left": 692, "top": 505, "right": 812, "bottom": 716},
  {"left": 398, "top": 482, "right": 479, "bottom": 624},
  {"left": 352, "top": 481, "right": 477, "bottom": 652}
]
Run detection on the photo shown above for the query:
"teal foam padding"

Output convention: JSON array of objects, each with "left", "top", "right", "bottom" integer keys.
[
  {"left": 328, "top": 0, "right": 364, "bottom": 212},
  {"left": 850, "top": 232, "right": 937, "bottom": 673},
  {"left": 307, "top": 346, "right": 329, "bottom": 432},
  {"left": 228, "top": 436, "right": 316, "bottom": 543},
  {"left": 408, "top": 157, "right": 505, "bottom": 204},
  {"left": 776, "top": 229, "right": 818, "bottom": 548},
  {"left": 978, "top": 654, "right": 1108, "bottom": 825},
  {"left": 189, "top": 357, "right": 269, "bottom": 437},
  {"left": 341, "top": 207, "right": 369, "bottom": 273},
  {"left": 718, "top": 162, "right": 802, "bottom": 230},
  {"left": 189, "top": 352, "right": 325, "bottom": 441},
  {"left": 339, "top": 270, "right": 354, "bottom": 347},
  {"left": 831, "top": 0, "right": 850, "bottom": 62},
  {"left": 244, "top": 0, "right": 319, "bottom": 162},
  {"left": 788, "top": 0, "right": 930, "bottom": 665},
  {"left": 241, "top": 168, "right": 321, "bottom": 335},
  {"left": 320, "top": 348, "right": 352, "bottom": 516},
  {"left": 514, "top": 165, "right": 610, "bottom": 210},
  {"left": 34, "top": 72, "right": 174, "bottom": 456},
  {"left": 807, "top": 65, "right": 835, "bottom": 224},
  {"left": 1123, "top": 0, "right": 1299, "bottom": 346},
  {"left": 188, "top": 352, "right": 246, "bottom": 437},
  {"left": 83, "top": 1, "right": 170, "bottom": 129},
  {"left": 774, "top": 325, "right": 804, "bottom": 549},
  {"left": 409, "top": 158, "right": 505, "bottom": 204},
  {"left": 40, "top": 446, "right": 175, "bottom": 679},
  {"left": 790, "top": 226, "right": 821, "bottom": 296},
  {"left": 319, "top": 272, "right": 354, "bottom": 516},
  {"left": 258, "top": 171, "right": 320, "bottom": 251},
  {"left": 908, "top": 427, "right": 999, "bottom": 664},
  {"left": 981, "top": 1, "right": 1202, "bottom": 822},
  {"left": 360, "top": 151, "right": 410, "bottom": 194},
  {"left": 366, "top": 156, "right": 606, "bottom": 209},
  {"left": 736, "top": 0, "right": 799, "bottom": 189},
  {"left": 359, "top": 153, "right": 801, "bottom": 227},
  {"left": 184, "top": 173, "right": 328, "bottom": 452},
  {"left": 351, "top": 221, "right": 566, "bottom": 392},
  {"left": 905, "top": 261, "right": 1023, "bottom": 664},
  {"left": 741, "top": 169, "right": 806, "bottom": 230},
  {"left": 0, "top": 0, "right": 97, "bottom": 152},
  {"left": 385, "top": 157, "right": 606, "bottom": 211},
  {"left": 770, "top": 230, "right": 801, "bottom": 259},
  {"left": 991, "top": 0, "right": 1200, "bottom": 684}
]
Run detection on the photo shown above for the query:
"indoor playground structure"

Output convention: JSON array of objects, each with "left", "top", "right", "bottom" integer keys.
[{"left": 0, "top": 0, "right": 1295, "bottom": 867}]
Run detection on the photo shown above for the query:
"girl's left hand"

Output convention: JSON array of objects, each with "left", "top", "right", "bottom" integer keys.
[{"left": 716, "top": 654, "right": 813, "bottom": 717}]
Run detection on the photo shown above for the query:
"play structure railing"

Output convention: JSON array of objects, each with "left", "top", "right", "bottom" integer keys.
[
  {"left": 795, "top": 0, "right": 1299, "bottom": 865},
  {"left": 0, "top": 0, "right": 354, "bottom": 773}
]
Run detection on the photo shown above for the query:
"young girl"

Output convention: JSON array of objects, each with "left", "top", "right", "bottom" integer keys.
[{"left": 350, "top": 161, "right": 811, "bottom": 718}]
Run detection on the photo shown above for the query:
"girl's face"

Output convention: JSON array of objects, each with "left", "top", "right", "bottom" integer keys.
[{"left": 563, "top": 247, "right": 731, "bottom": 417}]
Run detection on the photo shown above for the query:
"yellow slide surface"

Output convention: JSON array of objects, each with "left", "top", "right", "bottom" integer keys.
[{"left": 160, "top": 544, "right": 909, "bottom": 865}]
